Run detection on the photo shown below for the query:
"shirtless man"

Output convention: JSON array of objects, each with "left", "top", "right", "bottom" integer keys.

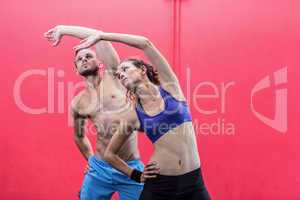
[{"left": 44, "top": 25, "right": 159, "bottom": 200}]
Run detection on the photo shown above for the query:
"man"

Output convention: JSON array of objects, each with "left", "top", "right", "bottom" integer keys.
[{"left": 44, "top": 25, "right": 159, "bottom": 200}]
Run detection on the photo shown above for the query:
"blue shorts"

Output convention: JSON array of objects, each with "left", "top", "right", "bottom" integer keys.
[{"left": 79, "top": 156, "right": 144, "bottom": 200}]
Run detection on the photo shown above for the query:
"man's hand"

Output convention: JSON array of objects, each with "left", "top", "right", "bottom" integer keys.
[
  {"left": 73, "top": 33, "right": 102, "bottom": 52},
  {"left": 84, "top": 163, "right": 90, "bottom": 175},
  {"left": 44, "top": 26, "right": 63, "bottom": 46},
  {"left": 141, "top": 161, "right": 160, "bottom": 183}
]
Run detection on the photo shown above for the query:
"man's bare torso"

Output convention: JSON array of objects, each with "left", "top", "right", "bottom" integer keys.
[{"left": 72, "top": 71, "right": 139, "bottom": 161}]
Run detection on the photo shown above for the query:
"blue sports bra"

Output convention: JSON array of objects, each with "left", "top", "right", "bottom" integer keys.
[{"left": 135, "top": 86, "right": 192, "bottom": 143}]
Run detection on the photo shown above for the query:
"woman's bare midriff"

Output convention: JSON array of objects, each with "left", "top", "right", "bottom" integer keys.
[{"left": 149, "top": 122, "right": 201, "bottom": 176}]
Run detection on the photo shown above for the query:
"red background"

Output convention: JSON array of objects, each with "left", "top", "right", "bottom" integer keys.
[{"left": 1, "top": 0, "right": 299, "bottom": 199}]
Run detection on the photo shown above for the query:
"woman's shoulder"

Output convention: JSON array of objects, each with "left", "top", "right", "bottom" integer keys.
[{"left": 160, "top": 84, "right": 186, "bottom": 102}]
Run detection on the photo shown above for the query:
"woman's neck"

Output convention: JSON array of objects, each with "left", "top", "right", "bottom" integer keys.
[{"left": 136, "top": 81, "right": 160, "bottom": 105}]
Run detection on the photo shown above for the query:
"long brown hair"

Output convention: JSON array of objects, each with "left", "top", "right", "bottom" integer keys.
[{"left": 122, "top": 58, "right": 160, "bottom": 103}]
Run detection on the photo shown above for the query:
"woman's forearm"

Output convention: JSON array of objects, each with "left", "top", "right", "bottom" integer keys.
[
  {"left": 103, "top": 151, "right": 133, "bottom": 177},
  {"left": 101, "top": 32, "right": 151, "bottom": 50}
]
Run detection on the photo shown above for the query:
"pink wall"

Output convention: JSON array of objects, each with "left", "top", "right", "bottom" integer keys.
[{"left": 1, "top": 0, "right": 299, "bottom": 199}]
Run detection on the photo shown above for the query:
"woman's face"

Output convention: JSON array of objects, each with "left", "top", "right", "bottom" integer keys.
[{"left": 116, "top": 61, "right": 145, "bottom": 90}]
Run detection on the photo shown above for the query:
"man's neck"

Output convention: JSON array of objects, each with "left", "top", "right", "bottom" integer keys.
[{"left": 85, "top": 74, "right": 101, "bottom": 89}]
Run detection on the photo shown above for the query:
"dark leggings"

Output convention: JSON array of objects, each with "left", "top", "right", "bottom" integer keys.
[{"left": 139, "top": 168, "right": 211, "bottom": 200}]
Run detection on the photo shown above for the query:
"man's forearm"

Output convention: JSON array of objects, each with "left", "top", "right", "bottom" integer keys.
[
  {"left": 58, "top": 25, "right": 101, "bottom": 40},
  {"left": 74, "top": 136, "right": 94, "bottom": 161},
  {"left": 59, "top": 25, "right": 120, "bottom": 71}
]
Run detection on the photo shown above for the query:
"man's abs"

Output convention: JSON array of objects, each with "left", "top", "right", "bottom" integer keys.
[{"left": 94, "top": 132, "right": 140, "bottom": 161}]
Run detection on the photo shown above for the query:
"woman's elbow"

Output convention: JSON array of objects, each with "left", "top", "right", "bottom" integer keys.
[
  {"left": 103, "top": 150, "right": 114, "bottom": 163},
  {"left": 139, "top": 37, "right": 153, "bottom": 49}
]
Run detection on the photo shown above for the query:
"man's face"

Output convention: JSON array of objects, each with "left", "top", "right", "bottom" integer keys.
[{"left": 74, "top": 49, "right": 99, "bottom": 76}]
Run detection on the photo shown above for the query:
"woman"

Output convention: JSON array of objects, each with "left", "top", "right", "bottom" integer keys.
[{"left": 74, "top": 32, "right": 211, "bottom": 200}]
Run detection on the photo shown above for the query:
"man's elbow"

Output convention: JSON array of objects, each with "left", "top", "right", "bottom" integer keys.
[{"left": 74, "top": 135, "right": 85, "bottom": 143}]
